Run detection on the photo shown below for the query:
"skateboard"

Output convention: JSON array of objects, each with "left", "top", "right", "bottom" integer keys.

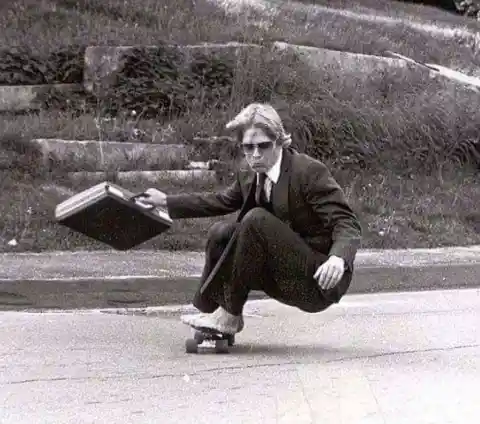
[{"left": 185, "top": 326, "right": 236, "bottom": 354}]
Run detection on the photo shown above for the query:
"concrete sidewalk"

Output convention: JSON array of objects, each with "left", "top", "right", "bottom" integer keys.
[
  {"left": 1, "top": 246, "right": 480, "bottom": 310},
  {"left": 1, "top": 289, "right": 479, "bottom": 424}
]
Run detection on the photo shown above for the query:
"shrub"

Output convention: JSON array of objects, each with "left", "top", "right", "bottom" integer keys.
[
  {"left": 455, "top": 0, "right": 480, "bottom": 18},
  {"left": 37, "top": 85, "right": 98, "bottom": 114},
  {"left": 0, "top": 45, "right": 85, "bottom": 85},
  {"left": 100, "top": 45, "right": 236, "bottom": 119}
]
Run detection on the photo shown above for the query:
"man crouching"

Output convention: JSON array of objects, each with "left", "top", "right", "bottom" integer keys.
[{"left": 138, "top": 103, "right": 363, "bottom": 335}]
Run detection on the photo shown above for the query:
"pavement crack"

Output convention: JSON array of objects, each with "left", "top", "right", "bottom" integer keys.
[
  {"left": 4, "top": 344, "right": 479, "bottom": 385},
  {"left": 326, "top": 343, "right": 480, "bottom": 364},
  {"left": 4, "top": 374, "right": 147, "bottom": 385},
  {"left": 6, "top": 376, "right": 81, "bottom": 385},
  {"left": 143, "top": 343, "right": 480, "bottom": 376}
]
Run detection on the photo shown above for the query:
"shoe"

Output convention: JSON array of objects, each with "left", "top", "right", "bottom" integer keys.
[
  {"left": 181, "top": 310, "right": 244, "bottom": 335},
  {"left": 180, "top": 313, "right": 209, "bottom": 326}
]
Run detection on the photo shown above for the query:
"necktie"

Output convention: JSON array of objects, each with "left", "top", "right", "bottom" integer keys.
[{"left": 255, "top": 173, "right": 267, "bottom": 205}]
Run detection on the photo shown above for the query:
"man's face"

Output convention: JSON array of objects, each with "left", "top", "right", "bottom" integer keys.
[{"left": 241, "top": 127, "right": 282, "bottom": 173}]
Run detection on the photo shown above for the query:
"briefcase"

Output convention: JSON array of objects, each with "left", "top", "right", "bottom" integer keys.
[{"left": 54, "top": 181, "right": 173, "bottom": 250}]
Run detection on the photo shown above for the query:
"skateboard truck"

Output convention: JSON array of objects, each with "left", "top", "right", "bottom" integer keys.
[{"left": 185, "top": 327, "right": 236, "bottom": 354}]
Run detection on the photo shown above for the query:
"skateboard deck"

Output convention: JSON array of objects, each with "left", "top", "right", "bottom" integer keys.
[{"left": 185, "top": 325, "right": 236, "bottom": 354}]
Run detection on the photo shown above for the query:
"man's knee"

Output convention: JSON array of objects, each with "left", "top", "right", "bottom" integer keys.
[
  {"left": 207, "top": 221, "right": 237, "bottom": 247},
  {"left": 240, "top": 207, "right": 271, "bottom": 229}
]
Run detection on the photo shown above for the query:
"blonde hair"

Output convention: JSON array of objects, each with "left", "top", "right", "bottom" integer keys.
[{"left": 226, "top": 103, "right": 292, "bottom": 147}]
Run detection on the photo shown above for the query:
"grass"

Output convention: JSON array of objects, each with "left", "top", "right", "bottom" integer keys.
[
  {"left": 1, "top": 0, "right": 480, "bottom": 253},
  {"left": 278, "top": 0, "right": 480, "bottom": 30},
  {"left": 1, "top": 110, "right": 180, "bottom": 143},
  {"left": 341, "top": 165, "right": 480, "bottom": 249},
  {"left": 2, "top": 0, "right": 479, "bottom": 68},
  {"left": 0, "top": 169, "right": 227, "bottom": 253},
  {"left": 2, "top": 151, "right": 480, "bottom": 253},
  {"left": 249, "top": 0, "right": 480, "bottom": 71},
  {"left": 0, "top": 0, "right": 259, "bottom": 51},
  {"left": 293, "top": 0, "right": 475, "bottom": 24}
]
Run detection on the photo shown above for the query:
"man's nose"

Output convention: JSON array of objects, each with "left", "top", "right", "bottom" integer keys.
[{"left": 252, "top": 146, "right": 262, "bottom": 157}]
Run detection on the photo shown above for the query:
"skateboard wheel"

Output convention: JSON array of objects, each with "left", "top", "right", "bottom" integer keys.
[
  {"left": 215, "top": 340, "right": 229, "bottom": 354},
  {"left": 185, "top": 338, "right": 198, "bottom": 354},
  {"left": 227, "top": 335, "right": 235, "bottom": 346}
]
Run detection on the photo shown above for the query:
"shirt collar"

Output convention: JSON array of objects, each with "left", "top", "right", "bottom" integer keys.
[{"left": 265, "top": 148, "right": 283, "bottom": 184}]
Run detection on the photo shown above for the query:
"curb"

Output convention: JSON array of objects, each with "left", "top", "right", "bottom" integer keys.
[{"left": 1, "top": 261, "right": 480, "bottom": 312}]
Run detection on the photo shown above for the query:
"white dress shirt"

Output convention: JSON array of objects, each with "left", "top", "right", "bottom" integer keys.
[{"left": 258, "top": 148, "right": 283, "bottom": 202}]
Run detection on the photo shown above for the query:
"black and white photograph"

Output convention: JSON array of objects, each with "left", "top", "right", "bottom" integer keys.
[{"left": 1, "top": 0, "right": 480, "bottom": 422}]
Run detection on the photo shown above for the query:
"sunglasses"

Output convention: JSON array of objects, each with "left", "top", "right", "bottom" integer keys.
[{"left": 241, "top": 141, "right": 274, "bottom": 153}]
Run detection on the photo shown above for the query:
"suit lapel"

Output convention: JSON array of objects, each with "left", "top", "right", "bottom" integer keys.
[
  {"left": 236, "top": 172, "right": 257, "bottom": 222},
  {"left": 271, "top": 148, "right": 293, "bottom": 225}
]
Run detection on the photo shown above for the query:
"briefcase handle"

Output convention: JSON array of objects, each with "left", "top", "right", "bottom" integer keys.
[{"left": 129, "top": 192, "right": 155, "bottom": 210}]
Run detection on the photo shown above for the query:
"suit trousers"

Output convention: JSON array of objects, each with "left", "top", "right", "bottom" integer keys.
[{"left": 193, "top": 207, "right": 352, "bottom": 316}]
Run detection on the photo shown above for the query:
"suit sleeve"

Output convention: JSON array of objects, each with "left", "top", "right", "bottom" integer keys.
[
  {"left": 302, "top": 160, "right": 362, "bottom": 270},
  {"left": 165, "top": 173, "right": 244, "bottom": 219}
]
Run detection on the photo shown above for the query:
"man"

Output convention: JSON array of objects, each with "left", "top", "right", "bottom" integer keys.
[{"left": 138, "top": 103, "right": 362, "bottom": 335}]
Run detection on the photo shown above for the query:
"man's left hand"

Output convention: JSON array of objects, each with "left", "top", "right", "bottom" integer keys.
[{"left": 314, "top": 255, "right": 345, "bottom": 290}]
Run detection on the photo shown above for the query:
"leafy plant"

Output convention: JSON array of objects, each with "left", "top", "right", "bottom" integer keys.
[
  {"left": 0, "top": 45, "right": 85, "bottom": 85},
  {"left": 455, "top": 0, "right": 480, "bottom": 19},
  {"left": 99, "top": 45, "right": 237, "bottom": 119}
]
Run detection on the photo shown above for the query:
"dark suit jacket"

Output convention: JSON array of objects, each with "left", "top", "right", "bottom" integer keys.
[{"left": 166, "top": 146, "right": 362, "bottom": 274}]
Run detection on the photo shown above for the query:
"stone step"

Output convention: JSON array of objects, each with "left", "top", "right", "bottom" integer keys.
[
  {"left": 272, "top": 42, "right": 411, "bottom": 78},
  {"left": 83, "top": 41, "right": 419, "bottom": 94},
  {"left": 0, "top": 84, "right": 82, "bottom": 112},
  {"left": 67, "top": 170, "right": 218, "bottom": 184},
  {"left": 31, "top": 139, "right": 191, "bottom": 172}
]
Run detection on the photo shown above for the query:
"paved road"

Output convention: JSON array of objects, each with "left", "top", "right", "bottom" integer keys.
[{"left": 1, "top": 288, "right": 479, "bottom": 424}]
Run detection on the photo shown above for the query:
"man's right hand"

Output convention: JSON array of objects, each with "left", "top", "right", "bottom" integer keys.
[{"left": 134, "top": 188, "right": 168, "bottom": 208}]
